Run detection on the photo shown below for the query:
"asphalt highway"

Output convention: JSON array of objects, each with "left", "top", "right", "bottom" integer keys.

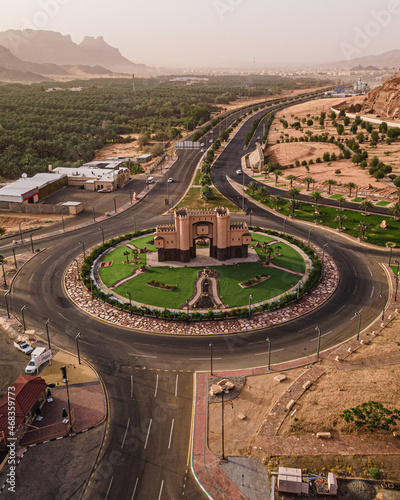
[{"left": 1, "top": 99, "right": 393, "bottom": 499}]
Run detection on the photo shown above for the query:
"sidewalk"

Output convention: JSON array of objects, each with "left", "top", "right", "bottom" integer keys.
[{"left": 190, "top": 266, "right": 400, "bottom": 499}]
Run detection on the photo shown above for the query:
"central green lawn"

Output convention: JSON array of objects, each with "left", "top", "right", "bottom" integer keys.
[
  {"left": 329, "top": 194, "right": 343, "bottom": 199},
  {"left": 99, "top": 246, "right": 147, "bottom": 286},
  {"left": 176, "top": 187, "right": 240, "bottom": 212},
  {"left": 129, "top": 235, "right": 156, "bottom": 252},
  {"left": 250, "top": 234, "right": 306, "bottom": 273},
  {"left": 376, "top": 201, "right": 391, "bottom": 207}
]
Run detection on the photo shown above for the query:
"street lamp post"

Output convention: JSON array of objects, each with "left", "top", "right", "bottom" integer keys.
[
  {"left": 21, "top": 305, "right": 27, "bottom": 332},
  {"left": 266, "top": 337, "right": 271, "bottom": 370},
  {"left": 92, "top": 205, "right": 96, "bottom": 222},
  {"left": 307, "top": 228, "right": 314, "bottom": 247},
  {"left": 45, "top": 318, "right": 52, "bottom": 351},
  {"left": 60, "top": 366, "right": 73, "bottom": 433},
  {"left": 99, "top": 227, "right": 105, "bottom": 245},
  {"left": 395, "top": 276, "right": 399, "bottom": 302},
  {"left": 4, "top": 291, "right": 10, "bottom": 319},
  {"left": 12, "top": 248, "right": 18, "bottom": 268},
  {"left": 355, "top": 311, "right": 361, "bottom": 341},
  {"left": 315, "top": 326, "right": 321, "bottom": 359},
  {"left": 248, "top": 294, "right": 253, "bottom": 320},
  {"left": 113, "top": 196, "right": 117, "bottom": 214},
  {"left": 283, "top": 217, "right": 288, "bottom": 233},
  {"left": 61, "top": 213, "right": 65, "bottom": 232},
  {"left": 30, "top": 233, "right": 34, "bottom": 253},
  {"left": 242, "top": 171, "right": 245, "bottom": 211},
  {"left": 220, "top": 390, "right": 226, "bottom": 462},
  {"left": 75, "top": 333, "right": 82, "bottom": 364},
  {"left": 1, "top": 261, "right": 6, "bottom": 287},
  {"left": 380, "top": 293, "right": 386, "bottom": 321},
  {"left": 394, "top": 260, "right": 399, "bottom": 277},
  {"left": 126, "top": 291, "right": 132, "bottom": 316},
  {"left": 79, "top": 241, "right": 86, "bottom": 260},
  {"left": 209, "top": 342, "right": 214, "bottom": 376}
]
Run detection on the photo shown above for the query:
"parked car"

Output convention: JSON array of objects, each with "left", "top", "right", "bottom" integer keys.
[
  {"left": 14, "top": 341, "right": 33, "bottom": 355},
  {"left": 168, "top": 178, "right": 173, "bottom": 183},
  {"left": 98, "top": 188, "right": 112, "bottom": 193},
  {"left": 236, "top": 169, "right": 243, "bottom": 175}
]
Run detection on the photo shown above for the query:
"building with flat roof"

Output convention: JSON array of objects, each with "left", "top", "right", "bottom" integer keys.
[
  {"left": 0, "top": 173, "right": 67, "bottom": 204},
  {"left": 53, "top": 164, "right": 130, "bottom": 191}
]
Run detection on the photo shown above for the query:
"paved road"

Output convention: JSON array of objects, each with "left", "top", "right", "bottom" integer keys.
[{"left": 1, "top": 97, "right": 392, "bottom": 499}]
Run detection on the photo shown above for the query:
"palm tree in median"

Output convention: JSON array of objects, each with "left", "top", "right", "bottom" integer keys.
[
  {"left": 337, "top": 196, "right": 345, "bottom": 211},
  {"left": 270, "top": 194, "right": 284, "bottom": 210},
  {"left": 346, "top": 182, "right": 356, "bottom": 197},
  {"left": 304, "top": 176, "right": 315, "bottom": 191},
  {"left": 289, "top": 199, "right": 299, "bottom": 218},
  {"left": 288, "top": 187, "right": 301, "bottom": 200},
  {"left": 310, "top": 190, "right": 323, "bottom": 207},
  {"left": 360, "top": 199, "right": 373, "bottom": 216},
  {"left": 273, "top": 168, "right": 282, "bottom": 186},
  {"left": 324, "top": 179, "right": 337, "bottom": 194},
  {"left": 258, "top": 185, "right": 269, "bottom": 203},
  {"left": 286, "top": 174, "right": 296, "bottom": 187},
  {"left": 389, "top": 202, "right": 400, "bottom": 221},
  {"left": 358, "top": 221, "right": 370, "bottom": 241},
  {"left": 248, "top": 181, "right": 259, "bottom": 195},
  {"left": 335, "top": 213, "right": 347, "bottom": 232}
]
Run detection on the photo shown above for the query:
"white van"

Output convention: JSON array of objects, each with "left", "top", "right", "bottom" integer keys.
[
  {"left": 146, "top": 177, "right": 155, "bottom": 184},
  {"left": 25, "top": 347, "right": 52, "bottom": 374}
]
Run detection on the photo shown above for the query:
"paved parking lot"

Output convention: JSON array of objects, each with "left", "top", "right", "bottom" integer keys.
[{"left": 0, "top": 328, "right": 30, "bottom": 396}]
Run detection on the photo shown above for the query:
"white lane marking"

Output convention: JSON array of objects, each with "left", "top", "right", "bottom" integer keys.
[
  {"left": 42, "top": 255, "right": 52, "bottom": 264},
  {"left": 353, "top": 285, "right": 358, "bottom": 295},
  {"left": 370, "top": 286, "right": 374, "bottom": 298},
  {"left": 311, "top": 331, "right": 332, "bottom": 341},
  {"left": 79, "top": 339, "right": 96, "bottom": 347},
  {"left": 255, "top": 349, "right": 284, "bottom": 356},
  {"left": 59, "top": 313, "right": 69, "bottom": 321},
  {"left": 130, "top": 375, "right": 133, "bottom": 399},
  {"left": 334, "top": 305, "right": 346, "bottom": 315},
  {"left": 154, "top": 374, "right": 159, "bottom": 398},
  {"left": 104, "top": 476, "right": 114, "bottom": 500},
  {"left": 175, "top": 375, "right": 178, "bottom": 397},
  {"left": 352, "top": 266, "right": 357, "bottom": 275},
  {"left": 168, "top": 419, "right": 175, "bottom": 449},
  {"left": 368, "top": 266, "right": 373, "bottom": 276},
  {"left": 189, "top": 357, "right": 222, "bottom": 360},
  {"left": 158, "top": 480, "right": 164, "bottom": 500},
  {"left": 128, "top": 353, "right": 157, "bottom": 359},
  {"left": 350, "top": 308, "right": 363, "bottom": 320},
  {"left": 144, "top": 419, "right": 152, "bottom": 449},
  {"left": 131, "top": 478, "right": 139, "bottom": 500},
  {"left": 29, "top": 274, "right": 34, "bottom": 283},
  {"left": 121, "top": 418, "right": 130, "bottom": 449}
]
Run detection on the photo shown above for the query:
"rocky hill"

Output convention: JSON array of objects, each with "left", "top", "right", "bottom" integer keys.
[
  {"left": 0, "top": 30, "right": 156, "bottom": 75},
  {"left": 361, "top": 70, "right": 400, "bottom": 118},
  {"left": 324, "top": 48, "right": 400, "bottom": 69}
]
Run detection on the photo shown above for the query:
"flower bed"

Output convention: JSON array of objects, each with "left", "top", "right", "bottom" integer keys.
[
  {"left": 146, "top": 280, "right": 176, "bottom": 291},
  {"left": 240, "top": 274, "right": 270, "bottom": 288}
]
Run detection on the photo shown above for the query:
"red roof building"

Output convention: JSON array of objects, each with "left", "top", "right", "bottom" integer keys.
[{"left": 0, "top": 375, "right": 47, "bottom": 439}]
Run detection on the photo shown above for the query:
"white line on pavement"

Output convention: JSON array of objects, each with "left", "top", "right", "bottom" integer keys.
[
  {"left": 131, "top": 478, "right": 139, "bottom": 499},
  {"left": 189, "top": 357, "right": 222, "bottom": 360},
  {"left": 121, "top": 418, "right": 130, "bottom": 449},
  {"left": 370, "top": 287, "right": 374, "bottom": 298},
  {"left": 168, "top": 419, "right": 175, "bottom": 449},
  {"left": 368, "top": 266, "right": 373, "bottom": 276},
  {"left": 58, "top": 313, "right": 69, "bottom": 321},
  {"left": 42, "top": 255, "right": 52, "bottom": 264},
  {"left": 255, "top": 349, "right": 284, "bottom": 356},
  {"left": 352, "top": 266, "right": 357, "bottom": 276},
  {"left": 158, "top": 480, "right": 164, "bottom": 500},
  {"left": 144, "top": 419, "right": 152, "bottom": 450},
  {"left": 79, "top": 340, "right": 96, "bottom": 347},
  {"left": 154, "top": 374, "right": 159, "bottom": 398},
  {"left": 128, "top": 353, "right": 157, "bottom": 358},
  {"left": 29, "top": 274, "right": 34, "bottom": 283},
  {"left": 175, "top": 374, "right": 178, "bottom": 397},
  {"left": 104, "top": 476, "right": 114, "bottom": 500},
  {"left": 334, "top": 305, "right": 346, "bottom": 315},
  {"left": 311, "top": 331, "right": 332, "bottom": 341},
  {"left": 130, "top": 375, "right": 133, "bottom": 399},
  {"left": 353, "top": 285, "right": 358, "bottom": 295}
]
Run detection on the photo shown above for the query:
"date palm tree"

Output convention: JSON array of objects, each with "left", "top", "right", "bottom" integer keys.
[
  {"left": 335, "top": 213, "right": 347, "bottom": 232},
  {"left": 286, "top": 174, "right": 296, "bottom": 187},
  {"left": 360, "top": 199, "right": 373, "bottom": 216},
  {"left": 273, "top": 168, "right": 282, "bottom": 186},
  {"left": 304, "top": 176, "right": 315, "bottom": 191},
  {"left": 324, "top": 179, "right": 337, "bottom": 194},
  {"left": 337, "top": 196, "right": 345, "bottom": 211},
  {"left": 270, "top": 194, "right": 284, "bottom": 210},
  {"left": 248, "top": 181, "right": 259, "bottom": 194},
  {"left": 289, "top": 199, "right": 299, "bottom": 218},
  {"left": 358, "top": 221, "right": 370, "bottom": 241},
  {"left": 389, "top": 202, "right": 400, "bottom": 221},
  {"left": 288, "top": 187, "right": 301, "bottom": 200},
  {"left": 310, "top": 190, "right": 323, "bottom": 207},
  {"left": 346, "top": 182, "right": 356, "bottom": 197}
]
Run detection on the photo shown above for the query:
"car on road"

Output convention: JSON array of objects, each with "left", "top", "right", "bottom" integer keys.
[
  {"left": 146, "top": 177, "right": 155, "bottom": 184},
  {"left": 168, "top": 178, "right": 173, "bottom": 183},
  {"left": 14, "top": 341, "right": 33, "bottom": 355},
  {"left": 236, "top": 169, "right": 243, "bottom": 175},
  {"left": 98, "top": 188, "right": 112, "bottom": 193}
]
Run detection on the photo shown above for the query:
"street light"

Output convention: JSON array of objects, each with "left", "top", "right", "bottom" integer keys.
[
  {"left": 45, "top": 318, "right": 52, "bottom": 351},
  {"left": 92, "top": 205, "right": 96, "bottom": 222},
  {"left": 21, "top": 305, "right": 27, "bottom": 332},
  {"left": 4, "top": 291, "right": 10, "bottom": 319},
  {"left": 266, "top": 337, "right": 271, "bottom": 371},
  {"left": 242, "top": 171, "right": 245, "bottom": 211},
  {"left": 380, "top": 293, "right": 386, "bottom": 321},
  {"left": 395, "top": 276, "right": 399, "bottom": 302},
  {"left": 98, "top": 227, "right": 105, "bottom": 245},
  {"left": 126, "top": 291, "right": 132, "bottom": 316},
  {"left": 307, "top": 228, "right": 314, "bottom": 247},
  {"left": 12, "top": 248, "right": 18, "bottom": 268},
  {"left": 248, "top": 294, "right": 253, "bottom": 320},
  {"left": 113, "top": 196, "right": 117, "bottom": 213},
  {"left": 315, "top": 326, "right": 321, "bottom": 359},
  {"left": 355, "top": 311, "right": 361, "bottom": 341},
  {"left": 1, "top": 261, "right": 6, "bottom": 287},
  {"left": 60, "top": 366, "right": 73, "bottom": 433},
  {"left": 75, "top": 333, "right": 82, "bottom": 364},
  {"left": 394, "top": 260, "right": 399, "bottom": 276},
  {"left": 30, "top": 233, "right": 34, "bottom": 253},
  {"left": 209, "top": 342, "right": 214, "bottom": 376},
  {"left": 283, "top": 217, "right": 288, "bottom": 234},
  {"left": 79, "top": 241, "right": 86, "bottom": 260}
]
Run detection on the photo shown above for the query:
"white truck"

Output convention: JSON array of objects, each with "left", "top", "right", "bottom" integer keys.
[
  {"left": 14, "top": 341, "right": 33, "bottom": 355},
  {"left": 25, "top": 347, "right": 52, "bottom": 374}
]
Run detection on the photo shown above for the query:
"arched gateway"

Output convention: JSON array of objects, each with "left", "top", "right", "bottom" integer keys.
[{"left": 154, "top": 208, "right": 251, "bottom": 263}]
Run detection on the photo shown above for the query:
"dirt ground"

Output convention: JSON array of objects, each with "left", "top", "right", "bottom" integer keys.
[
  {"left": 208, "top": 308, "right": 400, "bottom": 481},
  {"left": 266, "top": 98, "right": 400, "bottom": 199},
  {"left": 0, "top": 213, "right": 68, "bottom": 236}
]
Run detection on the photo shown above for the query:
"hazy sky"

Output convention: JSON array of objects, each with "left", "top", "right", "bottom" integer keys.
[{"left": 1, "top": 0, "right": 400, "bottom": 68}]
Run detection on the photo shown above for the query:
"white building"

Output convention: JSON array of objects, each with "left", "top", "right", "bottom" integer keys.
[{"left": 0, "top": 173, "right": 67, "bottom": 204}]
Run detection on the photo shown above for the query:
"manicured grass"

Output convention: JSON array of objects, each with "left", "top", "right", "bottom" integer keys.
[
  {"left": 247, "top": 190, "right": 400, "bottom": 247},
  {"left": 390, "top": 264, "right": 399, "bottom": 275},
  {"left": 329, "top": 194, "right": 344, "bottom": 199},
  {"left": 129, "top": 235, "right": 156, "bottom": 252},
  {"left": 176, "top": 187, "right": 240, "bottom": 212},
  {"left": 351, "top": 198, "right": 364, "bottom": 202},
  {"left": 193, "top": 169, "right": 202, "bottom": 185},
  {"left": 376, "top": 201, "right": 391, "bottom": 207},
  {"left": 99, "top": 246, "right": 147, "bottom": 286},
  {"left": 250, "top": 233, "right": 305, "bottom": 273}
]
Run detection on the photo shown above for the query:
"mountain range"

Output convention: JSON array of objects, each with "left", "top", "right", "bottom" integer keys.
[
  {"left": 0, "top": 29, "right": 161, "bottom": 82},
  {"left": 323, "top": 49, "right": 400, "bottom": 69}
]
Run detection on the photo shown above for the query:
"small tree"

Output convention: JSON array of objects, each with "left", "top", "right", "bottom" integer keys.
[
  {"left": 288, "top": 187, "right": 301, "bottom": 200},
  {"left": 358, "top": 221, "right": 370, "bottom": 241},
  {"left": 360, "top": 199, "right": 373, "bottom": 216},
  {"left": 273, "top": 168, "right": 282, "bottom": 185},
  {"left": 324, "top": 179, "right": 337, "bottom": 194},
  {"left": 335, "top": 213, "right": 347, "bottom": 232},
  {"left": 346, "top": 182, "right": 356, "bottom": 197},
  {"left": 289, "top": 199, "right": 299, "bottom": 218},
  {"left": 304, "top": 176, "right": 315, "bottom": 191},
  {"left": 201, "top": 186, "right": 214, "bottom": 202},
  {"left": 123, "top": 250, "right": 130, "bottom": 264},
  {"left": 258, "top": 186, "right": 269, "bottom": 203},
  {"left": 389, "top": 202, "right": 400, "bottom": 221},
  {"left": 286, "top": 174, "right": 296, "bottom": 187},
  {"left": 248, "top": 181, "right": 259, "bottom": 194},
  {"left": 200, "top": 174, "right": 212, "bottom": 187},
  {"left": 310, "top": 190, "right": 323, "bottom": 207},
  {"left": 340, "top": 401, "right": 400, "bottom": 432}
]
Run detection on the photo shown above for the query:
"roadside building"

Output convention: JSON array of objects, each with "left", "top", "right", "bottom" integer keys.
[
  {"left": 133, "top": 154, "right": 152, "bottom": 164},
  {"left": 53, "top": 163, "right": 130, "bottom": 191},
  {"left": 0, "top": 173, "right": 67, "bottom": 204}
]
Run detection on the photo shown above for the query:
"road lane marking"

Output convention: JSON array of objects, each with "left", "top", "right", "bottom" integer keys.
[
  {"left": 144, "top": 419, "right": 152, "bottom": 449},
  {"left": 352, "top": 266, "right": 357, "bottom": 275},
  {"left": 334, "top": 305, "right": 346, "bottom": 315},
  {"left": 255, "top": 349, "right": 284, "bottom": 356},
  {"left": 29, "top": 274, "right": 34, "bottom": 283},
  {"left": 311, "top": 331, "right": 332, "bottom": 341},
  {"left": 370, "top": 286, "right": 374, "bottom": 298},
  {"left": 368, "top": 266, "right": 373, "bottom": 276},
  {"left": 353, "top": 285, "right": 358, "bottom": 295},
  {"left": 121, "top": 418, "right": 130, "bottom": 449},
  {"left": 42, "top": 255, "right": 52, "bottom": 264},
  {"left": 104, "top": 476, "right": 114, "bottom": 500},
  {"left": 154, "top": 374, "right": 159, "bottom": 398},
  {"left": 175, "top": 374, "right": 178, "bottom": 397},
  {"left": 189, "top": 357, "right": 222, "bottom": 360},
  {"left": 128, "top": 353, "right": 157, "bottom": 358},
  {"left": 58, "top": 313, "right": 69, "bottom": 321},
  {"left": 79, "top": 340, "right": 96, "bottom": 347},
  {"left": 158, "top": 480, "right": 164, "bottom": 500},
  {"left": 130, "top": 375, "right": 133, "bottom": 399},
  {"left": 168, "top": 419, "right": 175, "bottom": 449},
  {"left": 131, "top": 478, "right": 139, "bottom": 499}
]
